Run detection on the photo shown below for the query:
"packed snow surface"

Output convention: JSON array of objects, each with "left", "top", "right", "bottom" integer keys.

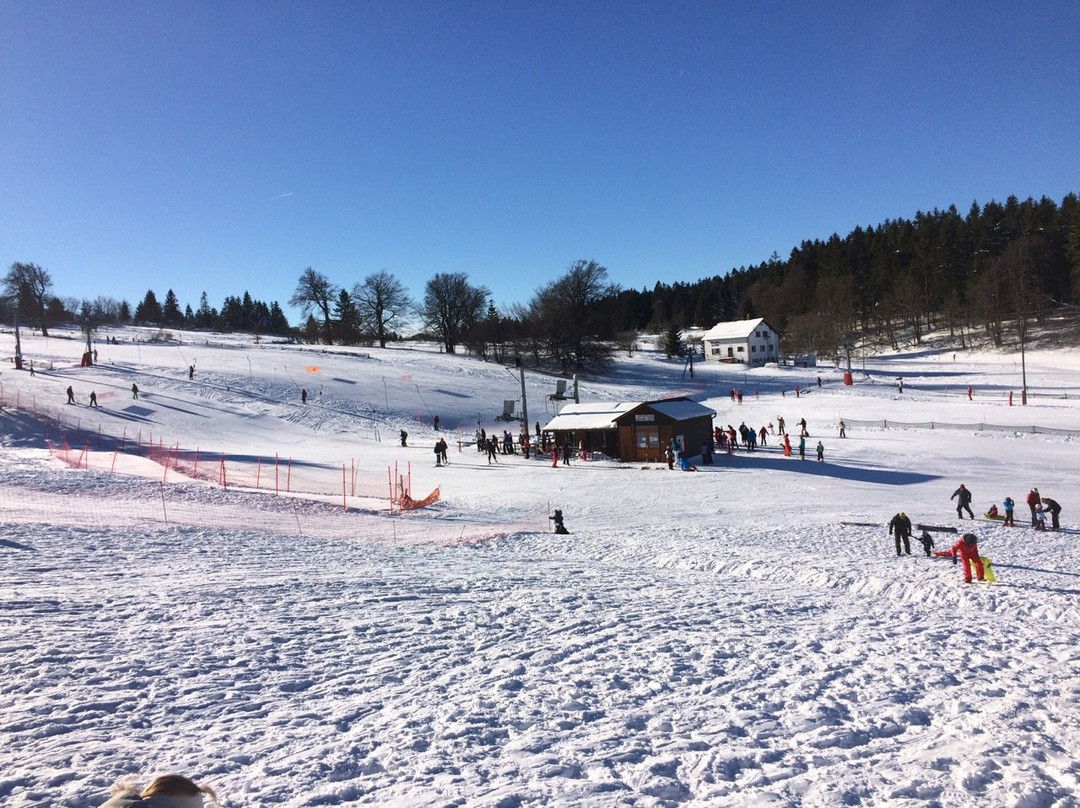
[{"left": 2, "top": 326, "right": 1079, "bottom": 808}]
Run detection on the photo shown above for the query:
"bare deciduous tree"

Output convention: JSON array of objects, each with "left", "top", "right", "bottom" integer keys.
[
  {"left": 4, "top": 262, "right": 54, "bottom": 336},
  {"left": 419, "top": 273, "right": 488, "bottom": 354},
  {"left": 353, "top": 271, "right": 411, "bottom": 348},
  {"left": 289, "top": 267, "right": 337, "bottom": 344}
]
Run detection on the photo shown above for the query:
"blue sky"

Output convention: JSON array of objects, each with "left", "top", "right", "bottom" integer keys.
[{"left": 2, "top": 1, "right": 1078, "bottom": 325}]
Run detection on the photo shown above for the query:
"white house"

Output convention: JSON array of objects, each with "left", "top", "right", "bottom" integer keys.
[{"left": 701, "top": 317, "right": 779, "bottom": 367}]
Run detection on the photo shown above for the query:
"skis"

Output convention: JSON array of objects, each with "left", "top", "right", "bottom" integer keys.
[{"left": 916, "top": 524, "right": 958, "bottom": 533}]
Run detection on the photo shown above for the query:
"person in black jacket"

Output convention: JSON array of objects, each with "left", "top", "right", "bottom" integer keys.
[
  {"left": 889, "top": 512, "right": 912, "bottom": 556},
  {"left": 1040, "top": 497, "right": 1062, "bottom": 530},
  {"left": 951, "top": 484, "right": 974, "bottom": 519}
]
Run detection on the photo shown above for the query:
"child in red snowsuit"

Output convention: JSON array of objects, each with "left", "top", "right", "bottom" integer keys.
[{"left": 935, "top": 533, "right": 984, "bottom": 583}]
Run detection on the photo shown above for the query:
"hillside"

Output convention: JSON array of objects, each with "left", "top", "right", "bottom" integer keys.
[{"left": 2, "top": 326, "right": 1079, "bottom": 808}]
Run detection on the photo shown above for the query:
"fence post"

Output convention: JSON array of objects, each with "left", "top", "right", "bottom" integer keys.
[{"left": 342, "top": 464, "right": 347, "bottom": 511}]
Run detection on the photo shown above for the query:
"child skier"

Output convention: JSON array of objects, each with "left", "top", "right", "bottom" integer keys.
[
  {"left": 935, "top": 533, "right": 985, "bottom": 583},
  {"left": 1002, "top": 496, "right": 1015, "bottom": 526},
  {"left": 549, "top": 509, "right": 569, "bottom": 534},
  {"left": 915, "top": 529, "right": 935, "bottom": 557}
]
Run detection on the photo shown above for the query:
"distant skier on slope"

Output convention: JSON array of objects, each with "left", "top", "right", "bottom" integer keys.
[{"left": 951, "top": 484, "right": 974, "bottom": 519}]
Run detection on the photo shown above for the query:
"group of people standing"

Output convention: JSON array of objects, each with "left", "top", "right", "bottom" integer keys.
[{"left": 951, "top": 484, "right": 1063, "bottom": 530}]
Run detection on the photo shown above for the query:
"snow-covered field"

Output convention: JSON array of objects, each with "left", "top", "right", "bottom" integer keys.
[{"left": 2, "top": 325, "right": 1079, "bottom": 808}]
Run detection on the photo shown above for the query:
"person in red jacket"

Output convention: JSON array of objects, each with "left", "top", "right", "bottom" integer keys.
[
  {"left": 1026, "top": 488, "right": 1042, "bottom": 526},
  {"left": 935, "top": 533, "right": 985, "bottom": 583}
]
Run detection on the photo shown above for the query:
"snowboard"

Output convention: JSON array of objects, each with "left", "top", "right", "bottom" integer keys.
[
  {"left": 983, "top": 513, "right": 1005, "bottom": 521},
  {"left": 916, "top": 524, "right": 958, "bottom": 533}
]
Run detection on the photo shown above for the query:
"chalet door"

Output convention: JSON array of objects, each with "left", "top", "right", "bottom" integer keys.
[{"left": 635, "top": 426, "right": 660, "bottom": 461}]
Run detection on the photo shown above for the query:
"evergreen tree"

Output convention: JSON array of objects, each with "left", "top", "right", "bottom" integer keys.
[
  {"left": 162, "top": 289, "right": 183, "bottom": 325},
  {"left": 662, "top": 325, "right": 684, "bottom": 359},
  {"left": 134, "top": 290, "right": 162, "bottom": 324}
]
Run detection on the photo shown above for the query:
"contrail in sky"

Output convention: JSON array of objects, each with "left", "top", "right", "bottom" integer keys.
[{"left": 270, "top": 192, "right": 294, "bottom": 200}]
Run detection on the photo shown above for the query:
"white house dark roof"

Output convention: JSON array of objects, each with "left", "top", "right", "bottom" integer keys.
[{"left": 701, "top": 317, "right": 770, "bottom": 341}]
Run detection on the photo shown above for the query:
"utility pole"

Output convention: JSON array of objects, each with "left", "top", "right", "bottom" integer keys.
[
  {"left": 13, "top": 313, "right": 23, "bottom": 370},
  {"left": 518, "top": 366, "right": 528, "bottom": 430}
]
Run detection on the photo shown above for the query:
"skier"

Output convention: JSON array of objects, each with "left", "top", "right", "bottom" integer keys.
[
  {"left": 188, "top": 365, "right": 195, "bottom": 380},
  {"left": 486, "top": 436, "right": 500, "bottom": 464},
  {"left": 438, "top": 437, "right": 449, "bottom": 466},
  {"left": 816, "top": 441, "right": 824, "bottom": 462},
  {"left": 935, "top": 533, "right": 985, "bottom": 583},
  {"left": 1002, "top": 496, "right": 1015, "bottom": 527},
  {"left": 66, "top": 386, "right": 75, "bottom": 404},
  {"left": 399, "top": 430, "right": 408, "bottom": 448},
  {"left": 131, "top": 383, "right": 139, "bottom": 400},
  {"left": 549, "top": 509, "right": 569, "bottom": 534},
  {"left": 915, "top": 529, "right": 935, "bottom": 557},
  {"left": 889, "top": 512, "right": 913, "bottom": 556},
  {"left": 301, "top": 388, "right": 308, "bottom": 404},
  {"left": 434, "top": 442, "right": 443, "bottom": 466},
  {"left": 798, "top": 435, "right": 806, "bottom": 460},
  {"left": 838, "top": 419, "right": 846, "bottom": 438},
  {"left": 1034, "top": 506, "right": 1048, "bottom": 530},
  {"left": 951, "top": 483, "right": 974, "bottom": 519},
  {"left": 1026, "top": 488, "right": 1042, "bottom": 526},
  {"left": 1040, "top": 497, "right": 1062, "bottom": 531},
  {"left": 665, "top": 444, "right": 675, "bottom": 470},
  {"left": 89, "top": 391, "right": 99, "bottom": 408},
  {"left": 782, "top": 434, "right": 791, "bottom": 457},
  {"left": 433, "top": 414, "right": 440, "bottom": 431}
]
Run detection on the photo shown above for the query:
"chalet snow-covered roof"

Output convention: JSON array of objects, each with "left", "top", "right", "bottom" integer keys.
[
  {"left": 543, "top": 402, "right": 637, "bottom": 432},
  {"left": 642, "top": 398, "right": 716, "bottom": 421},
  {"left": 701, "top": 317, "right": 772, "bottom": 342},
  {"left": 544, "top": 398, "right": 715, "bottom": 431}
]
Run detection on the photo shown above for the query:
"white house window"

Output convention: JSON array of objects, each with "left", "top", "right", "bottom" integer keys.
[{"left": 737, "top": 346, "right": 745, "bottom": 353}]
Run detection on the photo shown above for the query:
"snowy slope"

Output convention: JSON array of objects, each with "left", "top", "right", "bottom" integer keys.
[{"left": 2, "top": 326, "right": 1079, "bottom": 808}]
